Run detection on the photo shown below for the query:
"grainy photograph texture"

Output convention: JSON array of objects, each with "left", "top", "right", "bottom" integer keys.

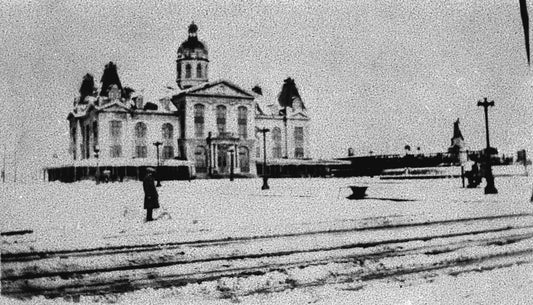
[{"left": 1, "top": 1, "right": 533, "bottom": 304}]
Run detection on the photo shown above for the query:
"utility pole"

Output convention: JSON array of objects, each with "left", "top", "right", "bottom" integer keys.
[{"left": 477, "top": 98, "right": 498, "bottom": 194}]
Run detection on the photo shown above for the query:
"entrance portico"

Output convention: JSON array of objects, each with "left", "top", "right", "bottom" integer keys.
[{"left": 207, "top": 132, "right": 240, "bottom": 175}]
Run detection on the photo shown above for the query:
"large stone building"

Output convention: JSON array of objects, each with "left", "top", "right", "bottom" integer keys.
[{"left": 52, "top": 23, "right": 312, "bottom": 181}]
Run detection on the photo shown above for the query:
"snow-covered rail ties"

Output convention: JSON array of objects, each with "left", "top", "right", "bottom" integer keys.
[{"left": 2, "top": 212, "right": 533, "bottom": 299}]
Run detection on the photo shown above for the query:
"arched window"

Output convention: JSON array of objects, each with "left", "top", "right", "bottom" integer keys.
[
  {"left": 194, "top": 104, "right": 205, "bottom": 138},
  {"left": 238, "top": 106, "right": 247, "bottom": 139},
  {"left": 216, "top": 105, "right": 227, "bottom": 134},
  {"left": 272, "top": 127, "right": 282, "bottom": 159},
  {"left": 195, "top": 146, "right": 207, "bottom": 173},
  {"left": 185, "top": 64, "right": 192, "bottom": 78},
  {"left": 162, "top": 123, "right": 173, "bottom": 140},
  {"left": 196, "top": 63, "right": 202, "bottom": 78},
  {"left": 162, "top": 123, "right": 174, "bottom": 159},
  {"left": 239, "top": 146, "right": 250, "bottom": 172},
  {"left": 134, "top": 122, "right": 147, "bottom": 158}
]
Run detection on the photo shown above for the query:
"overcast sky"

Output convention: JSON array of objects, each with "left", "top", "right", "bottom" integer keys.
[{"left": 1, "top": 0, "right": 532, "bottom": 180}]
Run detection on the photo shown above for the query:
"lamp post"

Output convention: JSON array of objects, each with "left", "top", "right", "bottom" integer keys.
[
  {"left": 94, "top": 145, "right": 100, "bottom": 184},
  {"left": 477, "top": 98, "right": 497, "bottom": 194},
  {"left": 229, "top": 147, "right": 234, "bottom": 181},
  {"left": 206, "top": 132, "right": 212, "bottom": 177},
  {"left": 258, "top": 128, "right": 270, "bottom": 190},
  {"left": 153, "top": 141, "right": 163, "bottom": 187}
]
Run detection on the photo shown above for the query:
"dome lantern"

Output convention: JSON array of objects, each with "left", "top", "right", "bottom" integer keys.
[{"left": 176, "top": 22, "right": 209, "bottom": 89}]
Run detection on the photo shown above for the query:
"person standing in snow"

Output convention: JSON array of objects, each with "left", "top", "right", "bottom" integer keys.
[{"left": 143, "top": 167, "right": 159, "bottom": 222}]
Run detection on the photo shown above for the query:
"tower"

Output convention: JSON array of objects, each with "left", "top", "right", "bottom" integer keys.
[{"left": 176, "top": 22, "right": 209, "bottom": 89}]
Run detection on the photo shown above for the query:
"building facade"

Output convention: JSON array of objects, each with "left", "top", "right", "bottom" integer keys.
[{"left": 57, "top": 23, "right": 311, "bottom": 181}]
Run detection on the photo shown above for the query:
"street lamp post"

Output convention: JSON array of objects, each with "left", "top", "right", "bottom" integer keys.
[
  {"left": 258, "top": 128, "right": 270, "bottom": 190},
  {"left": 153, "top": 141, "right": 163, "bottom": 187},
  {"left": 206, "top": 132, "right": 212, "bottom": 177},
  {"left": 229, "top": 147, "right": 234, "bottom": 181},
  {"left": 477, "top": 98, "right": 498, "bottom": 194},
  {"left": 94, "top": 145, "right": 100, "bottom": 184}
]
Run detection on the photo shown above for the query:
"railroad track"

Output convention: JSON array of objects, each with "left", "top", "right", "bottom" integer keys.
[
  {"left": 2, "top": 213, "right": 533, "bottom": 300},
  {"left": 3, "top": 213, "right": 531, "bottom": 262}
]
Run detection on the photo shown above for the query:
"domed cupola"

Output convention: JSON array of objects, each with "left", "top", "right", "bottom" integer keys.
[{"left": 176, "top": 22, "right": 209, "bottom": 89}]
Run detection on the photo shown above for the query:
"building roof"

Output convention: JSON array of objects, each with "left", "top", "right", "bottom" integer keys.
[{"left": 172, "top": 79, "right": 255, "bottom": 99}]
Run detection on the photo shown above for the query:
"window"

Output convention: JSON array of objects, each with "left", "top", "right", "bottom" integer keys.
[
  {"left": 295, "top": 147, "right": 304, "bottom": 159},
  {"left": 239, "top": 147, "right": 250, "bottom": 172},
  {"left": 110, "top": 120, "right": 122, "bottom": 138},
  {"left": 161, "top": 123, "right": 174, "bottom": 159},
  {"left": 185, "top": 64, "right": 192, "bottom": 78},
  {"left": 70, "top": 125, "right": 77, "bottom": 160},
  {"left": 110, "top": 145, "right": 122, "bottom": 158},
  {"left": 134, "top": 122, "right": 147, "bottom": 158},
  {"left": 194, "top": 104, "right": 205, "bottom": 138},
  {"left": 162, "top": 146, "right": 174, "bottom": 159},
  {"left": 294, "top": 127, "right": 304, "bottom": 142},
  {"left": 135, "top": 122, "right": 147, "bottom": 138},
  {"left": 109, "top": 120, "right": 122, "bottom": 158},
  {"left": 92, "top": 121, "right": 98, "bottom": 148},
  {"left": 294, "top": 127, "right": 304, "bottom": 158},
  {"left": 216, "top": 105, "right": 227, "bottom": 134},
  {"left": 85, "top": 127, "right": 90, "bottom": 159},
  {"left": 80, "top": 125, "right": 86, "bottom": 159},
  {"left": 195, "top": 146, "right": 207, "bottom": 173},
  {"left": 162, "top": 123, "right": 173, "bottom": 140},
  {"left": 196, "top": 63, "right": 202, "bottom": 78},
  {"left": 135, "top": 146, "right": 147, "bottom": 158},
  {"left": 238, "top": 106, "right": 247, "bottom": 139},
  {"left": 272, "top": 127, "right": 282, "bottom": 159}
]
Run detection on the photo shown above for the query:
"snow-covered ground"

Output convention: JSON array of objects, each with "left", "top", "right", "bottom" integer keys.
[{"left": 1, "top": 167, "right": 533, "bottom": 304}]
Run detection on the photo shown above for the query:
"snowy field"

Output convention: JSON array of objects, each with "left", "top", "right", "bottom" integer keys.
[{"left": 1, "top": 167, "right": 533, "bottom": 304}]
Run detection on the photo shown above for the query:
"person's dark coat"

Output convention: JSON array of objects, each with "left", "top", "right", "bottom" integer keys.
[{"left": 143, "top": 173, "right": 160, "bottom": 209}]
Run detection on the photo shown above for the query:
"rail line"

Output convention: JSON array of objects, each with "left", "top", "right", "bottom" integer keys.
[
  {"left": 3, "top": 212, "right": 531, "bottom": 262},
  {"left": 2, "top": 213, "right": 533, "bottom": 299}
]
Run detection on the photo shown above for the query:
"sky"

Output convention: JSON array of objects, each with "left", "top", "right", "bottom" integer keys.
[{"left": 1, "top": 0, "right": 533, "bottom": 181}]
